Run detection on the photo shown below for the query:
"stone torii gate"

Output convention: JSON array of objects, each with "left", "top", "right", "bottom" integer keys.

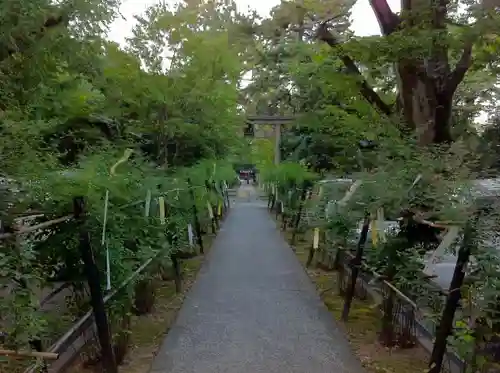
[{"left": 245, "top": 115, "right": 295, "bottom": 165}]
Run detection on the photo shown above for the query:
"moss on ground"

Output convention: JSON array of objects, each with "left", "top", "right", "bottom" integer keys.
[{"left": 282, "top": 223, "right": 429, "bottom": 373}]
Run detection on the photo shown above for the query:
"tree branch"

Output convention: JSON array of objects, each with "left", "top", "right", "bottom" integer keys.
[
  {"left": 369, "top": 0, "right": 401, "bottom": 35},
  {"left": 316, "top": 23, "right": 393, "bottom": 116},
  {"left": 447, "top": 40, "right": 473, "bottom": 93}
]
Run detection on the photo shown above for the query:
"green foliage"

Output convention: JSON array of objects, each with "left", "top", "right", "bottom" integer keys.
[
  {"left": 272, "top": 144, "right": 500, "bottom": 368},
  {"left": 1, "top": 0, "right": 500, "bottom": 365},
  {"left": 261, "top": 161, "right": 318, "bottom": 189},
  {"left": 0, "top": 0, "right": 248, "bottom": 352}
]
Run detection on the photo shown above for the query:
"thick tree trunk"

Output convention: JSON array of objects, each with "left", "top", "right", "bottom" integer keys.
[
  {"left": 397, "top": 61, "right": 454, "bottom": 144},
  {"left": 399, "top": 78, "right": 454, "bottom": 145},
  {"left": 316, "top": 0, "right": 473, "bottom": 145}
]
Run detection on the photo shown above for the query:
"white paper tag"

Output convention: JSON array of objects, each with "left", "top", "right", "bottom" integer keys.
[
  {"left": 187, "top": 223, "right": 194, "bottom": 246},
  {"left": 313, "top": 228, "right": 320, "bottom": 249}
]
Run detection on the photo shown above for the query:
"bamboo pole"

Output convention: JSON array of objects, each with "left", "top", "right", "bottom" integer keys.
[
  {"left": 0, "top": 349, "right": 58, "bottom": 360},
  {"left": 0, "top": 214, "right": 73, "bottom": 240}
]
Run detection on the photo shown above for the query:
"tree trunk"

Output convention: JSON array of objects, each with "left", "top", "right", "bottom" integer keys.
[
  {"left": 397, "top": 61, "right": 454, "bottom": 144},
  {"left": 316, "top": 0, "right": 473, "bottom": 145}
]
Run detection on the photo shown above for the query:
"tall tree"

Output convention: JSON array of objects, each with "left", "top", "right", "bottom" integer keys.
[
  {"left": 316, "top": 0, "right": 500, "bottom": 144},
  {"left": 258, "top": 0, "right": 499, "bottom": 145}
]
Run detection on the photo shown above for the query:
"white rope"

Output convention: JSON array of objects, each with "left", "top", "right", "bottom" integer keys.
[
  {"left": 102, "top": 149, "right": 133, "bottom": 291},
  {"left": 101, "top": 190, "right": 111, "bottom": 291}
]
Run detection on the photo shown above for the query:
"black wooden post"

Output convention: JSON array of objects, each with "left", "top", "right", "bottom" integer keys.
[
  {"left": 281, "top": 202, "right": 287, "bottom": 231},
  {"left": 428, "top": 219, "right": 475, "bottom": 373},
  {"left": 210, "top": 215, "right": 217, "bottom": 234},
  {"left": 291, "top": 181, "right": 308, "bottom": 245},
  {"left": 171, "top": 254, "right": 182, "bottom": 293},
  {"left": 212, "top": 180, "right": 221, "bottom": 227},
  {"left": 380, "top": 248, "right": 397, "bottom": 346},
  {"left": 163, "top": 197, "right": 183, "bottom": 293},
  {"left": 187, "top": 178, "right": 204, "bottom": 254},
  {"left": 29, "top": 339, "right": 48, "bottom": 373},
  {"left": 269, "top": 193, "right": 274, "bottom": 210},
  {"left": 342, "top": 213, "right": 370, "bottom": 322},
  {"left": 73, "top": 197, "right": 117, "bottom": 373},
  {"left": 224, "top": 181, "right": 231, "bottom": 210},
  {"left": 269, "top": 184, "right": 276, "bottom": 211}
]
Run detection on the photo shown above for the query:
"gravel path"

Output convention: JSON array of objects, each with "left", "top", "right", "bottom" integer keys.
[{"left": 149, "top": 189, "right": 365, "bottom": 373}]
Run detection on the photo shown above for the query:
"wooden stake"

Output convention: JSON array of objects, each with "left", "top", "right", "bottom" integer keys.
[
  {"left": 0, "top": 349, "right": 59, "bottom": 360},
  {"left": 73, "top": 197, "right": 117, "bottom": 373}
]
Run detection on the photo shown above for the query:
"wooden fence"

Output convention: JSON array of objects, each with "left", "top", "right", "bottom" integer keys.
[
  {"left": 265, "top": 180, "right": 486, "bottom": 373},
  {"left": 0, "top": 178, "right": 231, "bottom": 373}
]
